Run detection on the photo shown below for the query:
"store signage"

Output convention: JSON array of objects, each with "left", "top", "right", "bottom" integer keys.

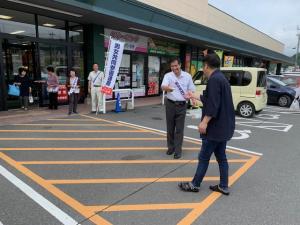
[
  {"left": 224, "top": 55, "right": 234, "bottom": 67},
  {"left": 104, "top": 28, "right": 148, "bottom": 53},
  {"left": 148, "top": 38, "right": 180, "bottom": 56},
  {"left": 102, "top": 38, "right": 125, "bottom": 95},
  {"left": 215, "top": 50, "right": 224, "bottom": 61}
]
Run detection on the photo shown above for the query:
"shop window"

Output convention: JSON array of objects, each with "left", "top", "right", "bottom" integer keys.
[
  {"left": 0, "top": 8, "right": 36, "bottom": 37},
  {"left": 69, "top": 22, "right": 83, "bottom": 43},
  {"left": 39, "top": 43, "right": 67, "bottom": 82},
  {"left": 132, "top": 54, "right": 145, "bottom": 97},
  {"left": 71, "top": 47, "right": 84, "bottom": 83},
  {"left": 38, "top": 16, "right": 66, "bottom": 41},
  {"left": 148, "top": 56, "right": 160, "bottom": 96}
]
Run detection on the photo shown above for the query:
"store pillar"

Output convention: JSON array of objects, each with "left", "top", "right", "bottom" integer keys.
[
  {"left": 84, "top": 24, "right": 105, "bottom": 92},
  {"left": 276, "top": 63, "right": 282, "bottom": 75}
]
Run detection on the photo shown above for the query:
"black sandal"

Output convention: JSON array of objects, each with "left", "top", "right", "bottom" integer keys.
[
  {"left": 178, "top": 182, "right": 199, "bottom": 192},
  {"left": 209, "top": 185, "right": 230, "bottom": 195}
]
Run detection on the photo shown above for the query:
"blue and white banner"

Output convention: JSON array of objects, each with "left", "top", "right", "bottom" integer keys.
[{"left": 102, "top": 37, "right": 125, "bottom": 95}]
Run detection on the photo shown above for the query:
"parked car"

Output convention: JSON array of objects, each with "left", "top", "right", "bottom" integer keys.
[
  {"left": 193, "top": 67, "right": 268, "bottom": 118},
  {"left": 266, "top": 77, "right": 296, "bottom": 107}
]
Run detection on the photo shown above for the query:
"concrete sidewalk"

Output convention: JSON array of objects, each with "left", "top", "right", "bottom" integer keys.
[{"left": 0, "top": 96, "right": 162, "bottom": 126}]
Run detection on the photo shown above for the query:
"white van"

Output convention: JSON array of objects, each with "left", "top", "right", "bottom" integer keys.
[{"left": 193, "top": 67, "right": 267, "bottom": 118}]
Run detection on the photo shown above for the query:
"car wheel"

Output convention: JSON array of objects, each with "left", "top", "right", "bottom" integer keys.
[
  {"left": 278, "top": 95, "right": 291, "bottom": 107},
  {"left": 238, "top": 102, "right": 255, "bottom": 118}
]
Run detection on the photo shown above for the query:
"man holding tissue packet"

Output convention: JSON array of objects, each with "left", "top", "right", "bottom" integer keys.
[{"left": 161, "top": 58, "right": 195, "bottom": 159}]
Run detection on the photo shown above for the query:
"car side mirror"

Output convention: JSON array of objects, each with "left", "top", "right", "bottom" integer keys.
[
  {"left": 194, "top": 80, "right": 201, "bottom": 85},
  {"left": 270, "top": 85, "right": 277, "bottom": 89}
]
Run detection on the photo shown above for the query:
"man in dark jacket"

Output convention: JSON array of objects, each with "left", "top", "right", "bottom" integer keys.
[{"left": 179, "top": 54, "right": 235, "bottom": 195}]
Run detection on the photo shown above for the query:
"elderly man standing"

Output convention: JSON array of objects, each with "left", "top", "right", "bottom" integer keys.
[
  {"left": 88, "top": 63, "right": 104, "bottom": 113},
  {"left": 161, "top": 58, "right": 195, "bottom": 159}
]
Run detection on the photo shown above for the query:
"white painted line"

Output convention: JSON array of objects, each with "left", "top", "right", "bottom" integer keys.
[
  {"left": 0, "top": 165, "right": 79, "bottom": 225},
  {"left": 0, "top": 221, "right": 3, "bottom": 225},
  {"left": 118, "top": 121, "right": 263, "bottom": 156},
  {"left": 187, "top": 125, "right": 251, "bottom": 140}
]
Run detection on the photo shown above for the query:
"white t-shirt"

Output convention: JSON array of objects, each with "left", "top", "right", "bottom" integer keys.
[{"left": 88, "top": 70, "right": 104, "bottom": 87}]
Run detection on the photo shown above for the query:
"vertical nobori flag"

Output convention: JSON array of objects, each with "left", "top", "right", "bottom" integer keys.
[{"left": 102, "top": 37, "right": 125, "bottom": 95}]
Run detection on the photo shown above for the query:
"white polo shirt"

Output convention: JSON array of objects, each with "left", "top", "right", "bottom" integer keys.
[
  {"left": 88, "top": 70, "right": 104, "bottom": 87},
  {"left": 161, "top": 70, "right": 195, "bottom": 101}
]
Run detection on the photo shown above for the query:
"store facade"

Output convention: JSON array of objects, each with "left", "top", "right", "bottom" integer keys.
[{"left": 0, "top": 0, "right": 293, "bottom": 111}]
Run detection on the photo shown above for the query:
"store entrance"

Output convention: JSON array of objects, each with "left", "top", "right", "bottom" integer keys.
[{"left": 2, "top": 39, "right": 37, "bottom": 108}]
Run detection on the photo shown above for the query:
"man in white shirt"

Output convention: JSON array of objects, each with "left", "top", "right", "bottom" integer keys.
[
  {"left": 88, "top": 64, "right": 104, "bottom": 113},
  {"left": 161, "top": 58, "right": 196, "bottom": 159}
]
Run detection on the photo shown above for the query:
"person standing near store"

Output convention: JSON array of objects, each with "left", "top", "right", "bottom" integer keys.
[
  {"left": 161, "top": 58, "right": 195, "bottom": 159},
  {"left": 88, "top": 63, "right": 104, "bottom": 113},
  {"left": 66, "top": 69, "right": 80, "bottom": 115},
  {"left": 14, "top": 67, "right": 32, "bottom": 110},
  {"left": 178, "top": 54, "right": 235, "bottom": 195},
  {"left": 46, "top": 66, "right": 59, "bottom": 110}
]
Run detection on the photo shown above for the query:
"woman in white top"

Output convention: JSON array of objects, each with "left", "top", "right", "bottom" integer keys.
[{"left": 67, "top": 69, "right": 80, "bottom": 115}]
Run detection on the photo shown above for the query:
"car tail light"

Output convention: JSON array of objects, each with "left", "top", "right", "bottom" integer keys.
[{"left": 256, "top": 90, "right": 261, "bottom": 96}]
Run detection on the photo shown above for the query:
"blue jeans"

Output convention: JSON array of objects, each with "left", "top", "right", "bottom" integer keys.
[{"left": 192, "top": 139, "right": 229, "bottom": 189}]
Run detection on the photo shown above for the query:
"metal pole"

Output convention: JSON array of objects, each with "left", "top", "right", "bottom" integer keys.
[
  {"left": 296, "top": 34, "right": 300, "bottom": 68},
  {"left": 296, "top": 26, "right": 300, "bottom": 69}
]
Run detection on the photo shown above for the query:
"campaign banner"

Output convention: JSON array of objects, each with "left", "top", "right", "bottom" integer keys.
[{"left": 102, "top": 38, "right": 125, "bottom": 95}]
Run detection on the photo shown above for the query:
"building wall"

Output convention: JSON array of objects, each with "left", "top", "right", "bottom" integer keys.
[
  {"left": 137, "top": 0, "right": 284, "bottom": 54},
  {"left": 207, "top": 6, "right": 284, "bottom": 53},
  {"left": 137, "top": 0, "right": 208, "bottom": 25}
]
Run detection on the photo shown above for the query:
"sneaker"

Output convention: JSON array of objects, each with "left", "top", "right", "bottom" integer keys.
[
  {"left": 209, "top": 185, "right": 230, "bottom": 195},
  {"left": 68, "top": 112, "right": 72, "bottom": 115},
  {"left": 178, "top": 182, "right": 199, "bottom": 193}
]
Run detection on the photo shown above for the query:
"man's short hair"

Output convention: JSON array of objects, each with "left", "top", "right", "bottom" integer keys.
[
  {"left": 169, "top": 57, "right": 181, "bottom": 65},
  {"left": 18, "top": 67, "right": 27, "bottom": 74},
  {"left": 202, "top": 54, "right": 221, "bottom": 69},
  {"left": 47, "top": 66, "right": 54, "bottom": 73}
]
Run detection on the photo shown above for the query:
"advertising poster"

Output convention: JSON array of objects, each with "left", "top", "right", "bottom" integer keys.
[
  {"left": 148, "top": 38, "right": 180, "bottom": 56},
  {"left": 224, "top": 55, "right": 234, "bottom": 67}
]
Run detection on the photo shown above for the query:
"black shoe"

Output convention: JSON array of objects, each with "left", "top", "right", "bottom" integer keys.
[
  {"left": 68, "top": 112, "right": 72, "bottom": 115},
  {"left": 178, "top": 182, "right": 199, "bottom": 192},
  {"left": 174, "top": 153, "right": 181, "bottom": 159},
  {"left": 73, "top": 111, "right": 78, "bottom": 114},
  {"left": 166, "top": 149, "right": 174, "bottom": 155},
  {"left": 209, "top": 185, "right": 230, "bottom": 196},
  {"left": 90, "top": 111, "right": 96, "bottom": 114}
]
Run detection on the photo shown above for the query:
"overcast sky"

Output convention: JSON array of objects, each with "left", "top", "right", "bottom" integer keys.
[{"left": 208, "top": 0, "right": 300, "bottom": 56}]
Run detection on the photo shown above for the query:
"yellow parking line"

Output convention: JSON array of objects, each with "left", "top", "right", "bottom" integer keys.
[
  {"left": 12, "top": 123, "right": 120, "bottom": 126},
  {"left": 0, "top": 137, "right": 165, "bottom": 141},
  {"left": 48, "top": 177, "right": 220, "bottom": 184},
  {"left": 0, "top": 147, "right": 199, "bottom": 151},
  {"left": 0, "top": 152, "right": 112, "bottom": 225},
  {"left": 20, "top": 159, "right": 249, "bottom": 165},
  {"left": 87, "top": 203, "right": 199, "bottom": 212},
  {"left": 177, "top": 155, "right": 260, "bottom": 225},
  {"left": 0, "top": 130, "right": 151, "bottom": 133}
]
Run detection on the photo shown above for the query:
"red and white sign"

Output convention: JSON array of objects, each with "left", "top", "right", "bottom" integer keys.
[{"left": 104, "top": 28, "right": 148, "bottom": 53}]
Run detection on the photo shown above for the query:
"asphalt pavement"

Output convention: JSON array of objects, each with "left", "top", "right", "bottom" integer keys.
[{"left": 0, "top": 104, "right": 299, "bottom": 225}]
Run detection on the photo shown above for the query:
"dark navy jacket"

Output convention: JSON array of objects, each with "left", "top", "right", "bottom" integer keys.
[{"left": 200, "top": 69, "right": 235, "bottom": 141}]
